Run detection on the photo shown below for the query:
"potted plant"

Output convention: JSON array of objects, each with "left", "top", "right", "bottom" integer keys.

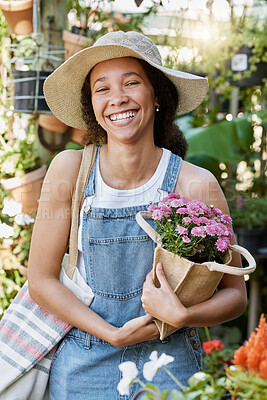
[
  {"left": 0, "top": 0, "right": 33, "bottom": 35},
  {"left": 63, "top": 0, "right": 154, "bottom": 59},
  {"left": 8, "top": 36, "right": 64, "bottom": 113},
  {"left": 63, "top": 0, "right": 99, "bottom": 59},
  {"left": 229, "top": 193, "right": 267, "bottom": 254},
  {"left": 0, "top": 114, "right": 46, "bottom": 215}
]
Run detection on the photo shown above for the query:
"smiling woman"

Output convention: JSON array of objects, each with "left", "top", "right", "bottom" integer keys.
[{"left": 26, "top": 30, "right": 248, "bottom": 399}]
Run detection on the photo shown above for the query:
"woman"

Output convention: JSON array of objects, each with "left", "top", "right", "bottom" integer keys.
[{"left": 28, "top": 31, "right": 247, "bottom": 399}]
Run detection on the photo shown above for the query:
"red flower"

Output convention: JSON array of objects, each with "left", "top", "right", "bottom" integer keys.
[{"left": 202, "top": 340, "right": 224, "bottom": 354}]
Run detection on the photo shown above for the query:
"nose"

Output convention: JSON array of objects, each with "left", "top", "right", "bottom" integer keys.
[{"left": 110, "top": 88, "right": 129, "bottom": 107}]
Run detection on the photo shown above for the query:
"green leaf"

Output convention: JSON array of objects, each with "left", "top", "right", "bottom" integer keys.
[
  {"left": 170, "top": 390, "right": 187, "bottom": 400},
  {"left": 184, "top": 117, "right": 254, "bottom": 163},
  {"left": 146, "top": 384, "right": 160, "bottom": 393},
  {"left": 160, "top": 390, "right": 170, "bottom": 400}
]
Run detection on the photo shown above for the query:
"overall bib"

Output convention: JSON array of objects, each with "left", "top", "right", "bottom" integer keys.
[{"left": 49, "top": 149, "right": 202, "bottom": 400}]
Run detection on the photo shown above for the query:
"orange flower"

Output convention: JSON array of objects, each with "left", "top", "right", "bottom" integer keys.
[
  {"left": 233, "top": 345, "right": 247, "bottom": 368},
  {"left": 202, "top": 340, "right": 224, "bottom": 354},
  {"left": 247, "top": 348, "right": 261, "bottom": 372},
  {"left": 233, "top": 314, "right": 267, "bottom": 378},
  {"left": 259, "top": 357, "right": 267, "bottom": 380}
]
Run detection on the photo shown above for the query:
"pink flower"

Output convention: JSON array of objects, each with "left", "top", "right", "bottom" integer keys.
[
  {"left": 175, "top": 226, "right": 188, "bottom": 235},
  {"left": 148, "top": 204, "right": 160, "bottom": 212},
  {"left": 226, "top": 225, "right": 233, "bottom": 240},
  {"left": 171, "top": 199, "right": 183, "bottom": 208},
  {"left": 176, "top": 207, "right": 188, "bottom": 214},
  {"left": 171, "top": 198, "right": 189, "bottom": 208},
  {"left": 179, "top": 197, "right": 190, "bottom": 206},
  {"left": 162, "top": 193, "right": 180, "bottom": 203},
  {"left": 200, "top": 203, "right": 212, "bottom": 216},
  {"left": 192, "top": 216, "right": 200, "bottom": 226},
  {"left": 187, "top": 202, "right": 204, "bottom": 216},
  {"left": 216, "top": 236, "right": 230, "bottom": 252},
  {"left": 182, "top": 236, "right": 191, "bottom": 243},
  {"left": 199, "top": 217, "right": 210, "bottom": 224},
  {"left": 182, "top": 217, "right": 192, "bottom": 225},
  {"left": 152, "top": 209, "right": 164, "bottom": 221},
  {"left": 191, "top": 226, "right": 206, "bottom": 237},
  {"left": 221, "top": 214, "right": 232, "bottom": 225},
  {"left": 160, "top": 205, "right": 172, "bottom": 214},
  {"left": 212, "top": 207, "right": 223, "bottom": 216},
  {"left": 205, "top": 225, "right": 217, "bottom": 236},
  {"left": 161, "top": 196, "right": 171, "bottom": 203},
  {"left": 214, "top": 223, "right": 227, "bottom": 236}
]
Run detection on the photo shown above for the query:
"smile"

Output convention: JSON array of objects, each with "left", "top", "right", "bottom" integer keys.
[{"left": 108, "top": 111, "right": 137, "bottom": 122}]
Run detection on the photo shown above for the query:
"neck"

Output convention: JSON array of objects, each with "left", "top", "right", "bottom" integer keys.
[{"left": 99, "top": 140, "right": 162, "bottom": 190}]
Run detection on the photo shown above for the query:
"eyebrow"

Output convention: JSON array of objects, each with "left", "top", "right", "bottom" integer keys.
[{"left": 92, "top": 72, "right": 143, "bottom": 88}]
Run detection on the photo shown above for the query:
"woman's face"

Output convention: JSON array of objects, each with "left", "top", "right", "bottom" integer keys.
[{"left": 90, "top": 57, "right": 158, "bottom": 145}]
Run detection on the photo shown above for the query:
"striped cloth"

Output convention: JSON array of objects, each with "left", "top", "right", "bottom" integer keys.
[
  {"left": 0, "top": 281, "right": 72, "bottom": 399},
  {"left": 0, "top": 145, "right": 97, "bottom": 399}
]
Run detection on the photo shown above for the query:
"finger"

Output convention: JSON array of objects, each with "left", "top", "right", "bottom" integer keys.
[
  {"left": 145, "top": 270, "right": 154, "bottom": 284},
  {"left": 155, "top": 263, "right": 171, "bottom": 290}
]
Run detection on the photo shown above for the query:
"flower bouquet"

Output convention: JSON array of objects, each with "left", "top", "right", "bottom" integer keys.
[
  {"left": 136, "top": 193, "right": 256, "bottom": 339},
  {"left": 226, "top": 314, "right": 267, "bottom": 399}
]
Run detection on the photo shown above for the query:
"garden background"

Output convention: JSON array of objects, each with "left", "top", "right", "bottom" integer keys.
[{"left": 0, "top": 0, "right": 266, "bottom": 398}]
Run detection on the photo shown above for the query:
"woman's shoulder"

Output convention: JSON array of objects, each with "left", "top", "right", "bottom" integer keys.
[
  {"left": 180, "top": 160, "right": 216, "bottom": 181},
  {"left": 44, "top": 149, "right": 83, "bottom": 197},
  {"left": 49, "top": 149, "right": 82, "bottom": 175},
  {"left": 176, "top": 160, "right": 221, "bottom": 203}
]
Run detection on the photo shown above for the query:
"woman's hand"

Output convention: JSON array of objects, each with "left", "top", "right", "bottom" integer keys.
[
  {"left": 111, "top": 315, "right": 159, "bottom": 347},
  {"left": 141, "top": 263, "right": 188, "bottom": 329}
]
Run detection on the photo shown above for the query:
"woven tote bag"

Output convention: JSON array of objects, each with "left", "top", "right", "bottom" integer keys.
[
  {"left": 136, "top": 211, "right": 256, "bottom": 340},
  {"left": 0, "top": 144, "right": 97, "bottom": 400}
]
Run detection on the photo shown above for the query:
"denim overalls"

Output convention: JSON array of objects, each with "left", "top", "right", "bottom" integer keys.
[{"left": 49, "top": 149, "right": 202, "bottom": 400}]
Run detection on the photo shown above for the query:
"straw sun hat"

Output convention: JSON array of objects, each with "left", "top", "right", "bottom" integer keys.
[{"left": 44, "top": 30, "right": 208, "bottom": 130}]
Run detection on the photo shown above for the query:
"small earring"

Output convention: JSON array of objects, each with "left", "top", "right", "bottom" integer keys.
[{"left": 155, "top": 105, "right": 160, "bottom": 112}]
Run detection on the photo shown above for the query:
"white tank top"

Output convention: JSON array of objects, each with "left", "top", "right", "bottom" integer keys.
[{"left": 77, "top": 148, "right": 171, "bottom": 278}]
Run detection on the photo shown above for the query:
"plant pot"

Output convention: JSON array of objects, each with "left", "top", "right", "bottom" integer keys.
[
  {"left": 71, "top": 127, "right": 87, "bottom": 144},
  {"left": 235, "top": 227, "right": 267, "bottom": 255},
  {"left": 71, "top": 26, "right": 88, "bottom": 37},
  {"left": 62, "top": 30, "right": 89, "bottom": 59},
  {"left": 39, "top": 114, "right": 68, "bottom": 134},
  {"left": 0, "top": 0, "right": 33, "bottom": 35},
  {"left": 11, "top": 70, "right": 52, "bottom": 113},
  {"left": 228, "top": 46, "right": 267, "bottom": 87},
  {"left": 1, "top": 165, "right": 47, "bottom": 215}
]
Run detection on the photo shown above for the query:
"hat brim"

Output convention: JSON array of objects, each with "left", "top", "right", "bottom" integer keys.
[{"left": 44, "top": 44, "right": 209, "bottom": 130}]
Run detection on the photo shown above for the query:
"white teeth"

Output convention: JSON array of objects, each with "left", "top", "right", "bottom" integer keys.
[{"left": 109, "top": 111, "right": 136, "bottom": 121}]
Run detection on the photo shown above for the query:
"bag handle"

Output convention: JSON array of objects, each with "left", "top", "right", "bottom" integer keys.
[
  {"left": 136, "top": 211, "right": 256, "bottom": 276},
  {"left": 67, "top": 144, "right": 98, "bottom": 279}
]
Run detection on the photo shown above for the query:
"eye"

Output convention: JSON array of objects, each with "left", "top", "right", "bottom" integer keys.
[
  {"left": 126, "top": 81, "right": 139, "bottom": 87},
  {"left": 95, "top": 87, "right": 108, "bottom": 93}
]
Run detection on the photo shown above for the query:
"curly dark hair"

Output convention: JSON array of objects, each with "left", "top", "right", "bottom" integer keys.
[{"left": 80, "top": 58, "right": 188, "bottom": 158}]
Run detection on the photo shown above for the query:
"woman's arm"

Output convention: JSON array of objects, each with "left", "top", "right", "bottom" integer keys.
[
  {"left": 28, "top": 150, "right": 159, "bottom": 346},
  {"left": 141, "top": 161, "right": 247, "bottom": 329}
]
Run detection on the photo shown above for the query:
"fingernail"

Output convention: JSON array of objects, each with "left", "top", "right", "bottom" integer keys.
[{"left": 157, "top": 263, "right": 162, "bottom": 269}]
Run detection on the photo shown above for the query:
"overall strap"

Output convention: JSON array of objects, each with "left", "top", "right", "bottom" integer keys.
[
  {"left": 160, "top": 152, "right": 183, "bottom": 193},
  {"left": 67, "top": 144, "right": 98, "bottom": 279},
  {"left": 84, "top": 146, "right": 100, "bottom": 197}
]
